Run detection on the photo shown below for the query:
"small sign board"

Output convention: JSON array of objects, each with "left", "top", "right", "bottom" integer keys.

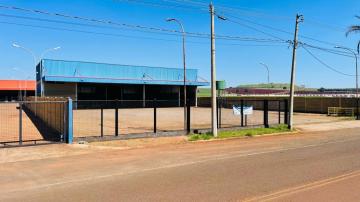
[{"left": 233, "top": 105, "right": 253, "bottom": 116}]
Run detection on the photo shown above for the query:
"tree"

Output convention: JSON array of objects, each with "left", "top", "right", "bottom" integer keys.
[{"left": 346, "top": 15, "right": 360, "bottom": 54}]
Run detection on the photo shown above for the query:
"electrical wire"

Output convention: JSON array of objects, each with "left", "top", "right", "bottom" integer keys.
[
  {"left": 113, "top": 0, "right": 207, "bottom": 12},
  {"left": 301, "top": 43, "right": 356, "bottom": 58},
  {"left": 217, "top": 9, "right": 352, "bottom": 49},
  {"left": 223, "top": 18, "right": 288, "bottom": 42},
  {"left": 0, "top": 20, "right": 291, "bottom": 48},
  {"left": 0, "top": 4, "right": 289, "bottom": 43},
  {"left": 302, "top": 46, "right": 356, "bottom": 77}
]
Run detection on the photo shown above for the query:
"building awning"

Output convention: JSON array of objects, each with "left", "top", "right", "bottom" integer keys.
[{"left": 40, "top": 59, "right": 209, "bottom": 86}]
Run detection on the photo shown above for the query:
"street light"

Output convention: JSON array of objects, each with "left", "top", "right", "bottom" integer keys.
[
  {"left": 335, "top": 46, "right": 359, "bottom": 119},
  {"left": 39, "top": 46, "right": 61, "bottom": 97},
  {"left": 259, "top": 62, "right": 270, "bottom": 84},
  {"left": 40, "top": 46, "right": 61, "bottom": 60},
  {"left": 12, "top": 43, "right": 61, "bottom": 100},
  {"left": 166, "top": 18, "right": 188, "bottom": 132},
  {"left": 12, "top": 43, "right": 38, "bottom": 100},
  {"left": 12, "top": 68, "right": 31, "bottom": 101}
]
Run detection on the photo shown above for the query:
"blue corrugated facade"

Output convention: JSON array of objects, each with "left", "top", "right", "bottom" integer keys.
[{"left": 39, "top": 59, "right": 208, "bottom": 86}]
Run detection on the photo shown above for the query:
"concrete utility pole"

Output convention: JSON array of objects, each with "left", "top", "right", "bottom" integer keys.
[
  {"left": 288, "top": 14, "right": 303, "bottom": 130},
  {"left": 210, "top": 3, "right": 218, "bottom": 137},
  {"left": 335, "top": 46, "right": 359, "bottom": 119},
  {"left": 166, "top": 18, "right": 187, "bottom": 131}
]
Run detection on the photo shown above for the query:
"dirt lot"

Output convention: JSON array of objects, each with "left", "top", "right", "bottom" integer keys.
[
  {"left": 0, "top": 103, "right": 42, "bottom": 143},
  {"left": 0, "top": 104, "right": 347, "bottom": 142}
]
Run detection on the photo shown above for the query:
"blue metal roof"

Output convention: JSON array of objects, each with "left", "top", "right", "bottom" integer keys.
[{"left": 39, "top": 59, "right": 208, "bottom": 86}]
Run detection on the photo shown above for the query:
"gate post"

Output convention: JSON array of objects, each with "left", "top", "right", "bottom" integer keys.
[
  {"left": 187, "top": 99, "right": 191, "bottom": 133},
  {"left": 18, "top": 103, "right": 23, "bottom": 145},
  {"left": 66, "top": 98, "right": 73, "bottom": 144}
]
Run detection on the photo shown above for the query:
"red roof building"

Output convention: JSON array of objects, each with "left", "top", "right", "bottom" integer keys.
[{"left": 0, "top": 80, "right": 35, "bottom": 91}]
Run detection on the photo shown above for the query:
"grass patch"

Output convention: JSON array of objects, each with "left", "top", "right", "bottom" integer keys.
[{"left": 188, "top": 124, "right": 291, "bottom": 141}]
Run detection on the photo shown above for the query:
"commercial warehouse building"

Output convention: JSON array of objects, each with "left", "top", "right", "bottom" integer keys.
[
  {"left": 0, "top": 80, "right": 35, "bottom": 101},
  {"left": 37, "top": 59, "right": 208, "bottom": 106}
]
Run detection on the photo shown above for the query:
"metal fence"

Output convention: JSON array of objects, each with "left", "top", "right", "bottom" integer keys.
[
  {"left": 217, "top": 98, "right": 288, "bottom": 129},
  {"left": 0, "top": 101, "right": 68, "bottom": 147},
  {"left": 72, "top": 100, "right": 186, "bottom": 139},
  {"left": 72, "top": 99, "right": 288, "bottom": 140}
]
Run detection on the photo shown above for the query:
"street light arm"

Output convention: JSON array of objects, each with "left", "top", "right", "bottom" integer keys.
[
  {"left": 260, "top": 63, "right": 270, "bottom": 73},
  {"left": 335, "top": 46, "right": 357, "bottom": 57},
  {"left": 13, "top": 43, "right": 37, "bottom": 66},
  {"left": 40, "top": 46, "right": 61, "bottom": 60},
  {"left": 166, "top": 18, "right": 185, "bottom": 35},
  {"left": 259, "top": 62, "right": 270, "bottom": 84}
]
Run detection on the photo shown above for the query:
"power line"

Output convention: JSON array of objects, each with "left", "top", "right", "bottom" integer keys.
[
  {"left": 218, "top": 9, "right": 352, "bottom": 49},
  {"left": 0, "top": 20, "right": 291, "bottom": 48},
  {"left": 113, "top": 0, "right": 207, "bottom": 12},
  {"left": 302, "top": 46, "right": 355, "bottom": 77},
  {"left": 301, "top": 43, "right": 356, "bottom": 58},
  {"left": 224, "top": 18, "right": 288, "bottom": 42},
  {"left": 0, "top": 4, "right": 289, "bottom": 43},
  {"left": 0, "top": 13, "right": 287, "bottom": 43}
]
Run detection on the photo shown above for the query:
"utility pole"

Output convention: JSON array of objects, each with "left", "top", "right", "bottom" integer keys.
[
  {"left": 210, "top": 3, "right": 217, "bottom": 137},
  {"left": 288, "top": 14, "right": 303, "bottom": 130}
]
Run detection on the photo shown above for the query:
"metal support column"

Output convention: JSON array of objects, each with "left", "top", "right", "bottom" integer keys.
[
  {"left": 115, "top": 100, "right": 119, "bottom": 136},
  {"left": 153, "top": 99, "right": 157, "bottom": 133}
]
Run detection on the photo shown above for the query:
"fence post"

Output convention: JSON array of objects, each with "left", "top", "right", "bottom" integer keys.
[
  {"left": 241, "top": 100, "right": 244, "bottom": 127},
  {"left": 264, "top": 100, "right": 269, "bottom": 128},
  {"left": 187, "top": 99, "right": 191, "bottom": 133},
  {"left": 115, "top": 99, "right": 119, "bottom": 136},
  {"left": 18, "top": 103, "right": 23, "bottom": 145},
  {"left": 216, "top": 97, "right": 219, "bottom": 128},
  {"left": 218, "top": 98, "right": 222, "bottom": 129},
  {"left": 100, "top": 108, "right": 104, "bottom": 137},
  {"left": 153, "top": 99, "right": 157, "bottom": 134},
  {"left": 66, "top": 98, "right": 73, "bottom": 144},
  {"left": 278, "top": 101, "right": 281, "bottom": 124},
  {"left": 284, "top": 99, "right": 289, "bottom": 125}
]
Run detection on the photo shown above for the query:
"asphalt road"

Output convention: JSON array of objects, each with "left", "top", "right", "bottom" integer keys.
[{"left": 2, "top": 127, "right": 360, "bottom": 201}]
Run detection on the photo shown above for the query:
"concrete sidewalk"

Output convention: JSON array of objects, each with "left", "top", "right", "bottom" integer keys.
[{"left": 296, "top": 119, "right": 360, "bottom": 132}]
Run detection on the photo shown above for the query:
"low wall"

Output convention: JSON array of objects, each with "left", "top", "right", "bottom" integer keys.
[{"left": 197, "top": 97, "right": 358, "bottom": 114}]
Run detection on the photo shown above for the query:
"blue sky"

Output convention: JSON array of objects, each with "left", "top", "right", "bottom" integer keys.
[{"left": 0, "top": 0, "right": 359, "bottom": 88}]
